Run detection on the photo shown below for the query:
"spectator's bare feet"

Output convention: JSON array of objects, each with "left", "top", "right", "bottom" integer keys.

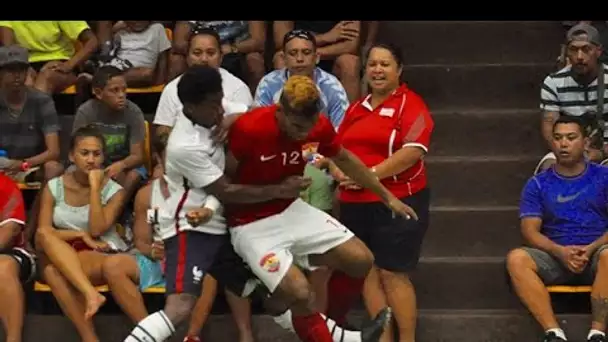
[{"left": 84, "top": 292, "right": 106, "bottom": 320}]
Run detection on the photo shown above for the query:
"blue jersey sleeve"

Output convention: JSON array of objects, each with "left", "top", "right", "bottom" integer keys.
[{"left": 520, "top": 177, "right": 543, "bottom": 218}]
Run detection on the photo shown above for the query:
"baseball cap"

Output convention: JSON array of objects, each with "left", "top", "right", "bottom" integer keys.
[{"left": 566, "top": 23, "right": 602, "bottom": 46}]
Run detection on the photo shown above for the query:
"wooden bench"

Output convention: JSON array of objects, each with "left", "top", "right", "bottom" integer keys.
[
  {"left": 34, "top": 281, "right": 166, "bottom": 294},
  {"left": 547, "top": 285, "right": 591, "bottom": 293}
]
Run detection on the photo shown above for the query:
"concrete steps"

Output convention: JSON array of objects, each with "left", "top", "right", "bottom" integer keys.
[
  {"left": 406, "top": 63, "right": 554, "bottom": 110},
  {"left": 427, "top": 156, "right": 538, "bottom": 206},
  {"left": 379, "top": 21, "right": 564, "bottom": 65},
  {"left": 7, "top": 310, "right": 594, "bottom": 342},
  {"left": 430, "top": 109, "right": 546, "bottom": 156}
]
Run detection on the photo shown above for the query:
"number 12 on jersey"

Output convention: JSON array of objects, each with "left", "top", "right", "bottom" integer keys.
[{"left": 282, "top": 151, "right": 300, "bottom": 165}]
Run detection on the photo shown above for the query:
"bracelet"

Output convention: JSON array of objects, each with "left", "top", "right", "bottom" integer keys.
[{"left": 21, "top": 160, "right": 30, "bottom": 171}]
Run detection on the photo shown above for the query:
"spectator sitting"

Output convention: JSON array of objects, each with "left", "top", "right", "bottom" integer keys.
[
  {"left": 75, "top": 21, "right": 172, "bottom": 106},
  {"left": 273, "top": 21, "right": 377, "bottom": 102},
  {"left": 506, "top": 116, "right": 608, "bottom": 342},
  {"left": 0, "top": 21, "right": 98, "bottom": 94},
  {"left": 153, "top": 27, "right": 252, "bottom": 139},
  {"left": 0, "top": 45, "right": 64, "bottom": 251},
  {"left": 536, "top": 23, "right": 608, "bottom": 174},
  {"left": 254, "top": 29, "right": 349, "bottom": 129},
  {"left": 72, "top": 66, "right": 147, "bottom": 203},
  {"left": 35, "top": 126, "right": 128, "bottom": 342},
  {"left": 170, "top": 21, "right": 266, "bottom": 92},
  {"left": 0, "top": 173, "right": 37, "bottom": 342}
]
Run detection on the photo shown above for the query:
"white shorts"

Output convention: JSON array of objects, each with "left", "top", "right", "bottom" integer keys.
[{"left": 230, "top": 198, "right": 354, "bottom": 292}]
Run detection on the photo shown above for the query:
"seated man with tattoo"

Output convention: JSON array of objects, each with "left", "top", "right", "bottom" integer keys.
[{"left": 506, "top": 116, "right": 608, "bottom": 342}]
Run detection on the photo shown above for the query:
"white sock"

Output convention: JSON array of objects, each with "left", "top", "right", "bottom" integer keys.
[
  {"left": 124, "top": 310, "right": 175, "bottom": 342},
  {"left": 321, "top": 313, "right": 362, "bottom": 342},
  {"left": 272, "top": 309, "right": 362, "bottom": 342},
  {"left": 272, "top": 310, "right": 294, "bottom": 332},
  {"left": 588, "top": 329, "right": 605, "bottom": 339},
  {"left": 546, "top": 328, "right": 567, "bottom": 340}
]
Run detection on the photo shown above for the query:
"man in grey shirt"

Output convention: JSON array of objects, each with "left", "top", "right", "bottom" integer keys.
[
  {"left": 72, "top": 66, "right": 146, "bottom": 202},
  {"left": 0, "top": 45, "right": 64, "bottom": 250}
]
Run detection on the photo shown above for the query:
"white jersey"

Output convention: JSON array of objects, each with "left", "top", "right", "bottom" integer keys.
[
  {"left": 148, "top": 178, "right": 166, "bottom": 241},
  {"left": 153, "top": 68, "right": 252, "bottom": 128},
  {"left": 156, "top": 112, "right": 227, "bottom": 239}
]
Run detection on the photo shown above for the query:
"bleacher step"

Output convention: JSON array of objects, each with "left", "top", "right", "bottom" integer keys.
[
  {"left": 423, "top": 206, "right": 521, "bottom": 257},
  {"left": 406, "top": 63, "right": 554, "bottom": 111},
  {"left": 427, "top": 156, "right": 538, "bottom": 206},
  {"left": 380, "top": 21, "right": 563, "bottom": 65},
  {"left": 431, "top": 109, "right": 546, "bottom": 156},
  {"left": 10, "top": 310, "right": 593, "bottom": 342}
]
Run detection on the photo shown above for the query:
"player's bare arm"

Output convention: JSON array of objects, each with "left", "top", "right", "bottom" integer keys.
[
  {"left": 330, "top": 147, "right": 418, "bottom": 220},
  {"left": 204, "top": 174, "right": 307, "bottom": 204}
]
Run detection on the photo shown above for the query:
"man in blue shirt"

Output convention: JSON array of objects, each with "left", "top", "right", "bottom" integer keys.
[
  {"left": 253, "top": 29, "right": 349, "bottom": 130},
  {"left": 507, "top": 115, "right": 608, "bottom": 342}
]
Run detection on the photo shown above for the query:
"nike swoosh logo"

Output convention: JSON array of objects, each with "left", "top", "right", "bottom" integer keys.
[
  {"left": 556, "top": 189, "right": 586, "bottom": 203},
  {"left": 260, "top": 155, "right": 276, "bottom": 162}
]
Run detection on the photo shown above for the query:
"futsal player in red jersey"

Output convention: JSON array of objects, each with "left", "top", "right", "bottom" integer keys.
[
  {"left": 0, "top": 173, "right": 37, "bottom": 342},
  {"left": 225, "top": 75, "right": 417, "bottom": 342}
]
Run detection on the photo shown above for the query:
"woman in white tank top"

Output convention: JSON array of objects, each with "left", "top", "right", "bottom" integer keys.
[{"left": 35, "top": 126, "right": 129, "bottom": 342}]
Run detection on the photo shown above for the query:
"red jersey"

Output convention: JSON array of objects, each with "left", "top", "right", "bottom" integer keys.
[
  {"left": 0, "top": 173, "right": 25, "bottom": 248},
  {"left": 227, "top": 105, "right": 341, "bottom": 226},
  {"left": 337, "top": 84, "right": 434, "bottom": 203}
]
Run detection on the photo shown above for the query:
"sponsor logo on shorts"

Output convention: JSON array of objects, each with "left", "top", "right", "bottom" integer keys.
[{"left": 259, "top": 252, "right": 280, "bottom": 273}]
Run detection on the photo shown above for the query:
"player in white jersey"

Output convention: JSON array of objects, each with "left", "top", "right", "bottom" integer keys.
[{"left": 124, "top": 65, "right": 313, "bottom": 342}]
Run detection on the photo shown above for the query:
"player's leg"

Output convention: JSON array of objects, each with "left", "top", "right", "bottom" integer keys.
[
  {"left": 0, "top": 249, "right": 36, "bottom": 342},
  {"left": 288, "top": 199, "right": 375, "bottom": 323},
  {"left": 124, "top": 232, "right": 224, "bottom": 342},
  {"left": 230, "top": 217, "right": 335, "bottom": 342},
  {"left": 103, "top": 253, "right": 155, "bottom": 323}
]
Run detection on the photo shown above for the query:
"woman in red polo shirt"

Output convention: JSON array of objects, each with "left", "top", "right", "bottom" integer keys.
[{"left": 331, "top": 42, "right": 434, "bottom": 342}]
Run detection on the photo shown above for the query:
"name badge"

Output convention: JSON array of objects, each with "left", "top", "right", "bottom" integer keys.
[{"left": 379, "top": 108, "right": 395, "bottom": 117}]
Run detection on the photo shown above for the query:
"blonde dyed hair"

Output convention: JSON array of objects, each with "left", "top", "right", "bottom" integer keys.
[{"left": 280, "top": 75, "right": 320, "bottom": 115}]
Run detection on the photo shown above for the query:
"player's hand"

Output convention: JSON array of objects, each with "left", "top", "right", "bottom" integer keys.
[
  {"left": 88, "top": 169, "right": 105, "bottom": 190},
  {"left": 211, "top": 113, "right": 242, "bottom": 144},
  {"left": 150, "top": 241, "right": 165, "bottom": 261},
  {"left": 274, "top": 176, "right": 312, "bottom": 198},
  {"left": 339, "top": 176, "right": 362, "bottom": 190},
  {"left": 186, "top": 207, "right": 214, "bottom": 227},
  {"left": 386, "top": 197, "right": 418, "bottom": 221}
]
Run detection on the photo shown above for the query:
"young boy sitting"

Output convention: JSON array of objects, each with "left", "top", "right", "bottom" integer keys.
[{"left": 72, "top": 66, "right": 147, "bottom": 203}]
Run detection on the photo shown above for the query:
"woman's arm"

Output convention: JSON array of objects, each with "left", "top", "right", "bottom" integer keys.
[{"left": 88, "top": 177, "right": 127, "bottom": 238}]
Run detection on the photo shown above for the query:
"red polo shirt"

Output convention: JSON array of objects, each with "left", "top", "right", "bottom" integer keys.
[
  {"left": 337, "top": 84, "right": 434, "bottom": 203},
  {"left": 0, "top": 173, "right": 25, "bottom": 248}
]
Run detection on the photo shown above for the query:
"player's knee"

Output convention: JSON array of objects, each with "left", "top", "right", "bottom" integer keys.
[
  {"left": 0, "top": 256, "right": 20, "bottom": 281},
  {"left": 164, "top": 293, "right": 197, "bottom": 324},
  {"left": 343, "top": 238, "right": 374, "bottom": 278}
]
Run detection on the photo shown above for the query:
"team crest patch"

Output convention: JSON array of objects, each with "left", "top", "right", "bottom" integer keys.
[
  {"left": 302, "top": 142, "right": 320, "bottom": 162},
  {"left": 259, "top": 252, "right": 280, "bottom": 273}
]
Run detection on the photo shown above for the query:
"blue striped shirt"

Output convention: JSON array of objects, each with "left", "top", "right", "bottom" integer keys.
[{"left": 253, "top": 68, "right": 349, "bottom": 130}]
